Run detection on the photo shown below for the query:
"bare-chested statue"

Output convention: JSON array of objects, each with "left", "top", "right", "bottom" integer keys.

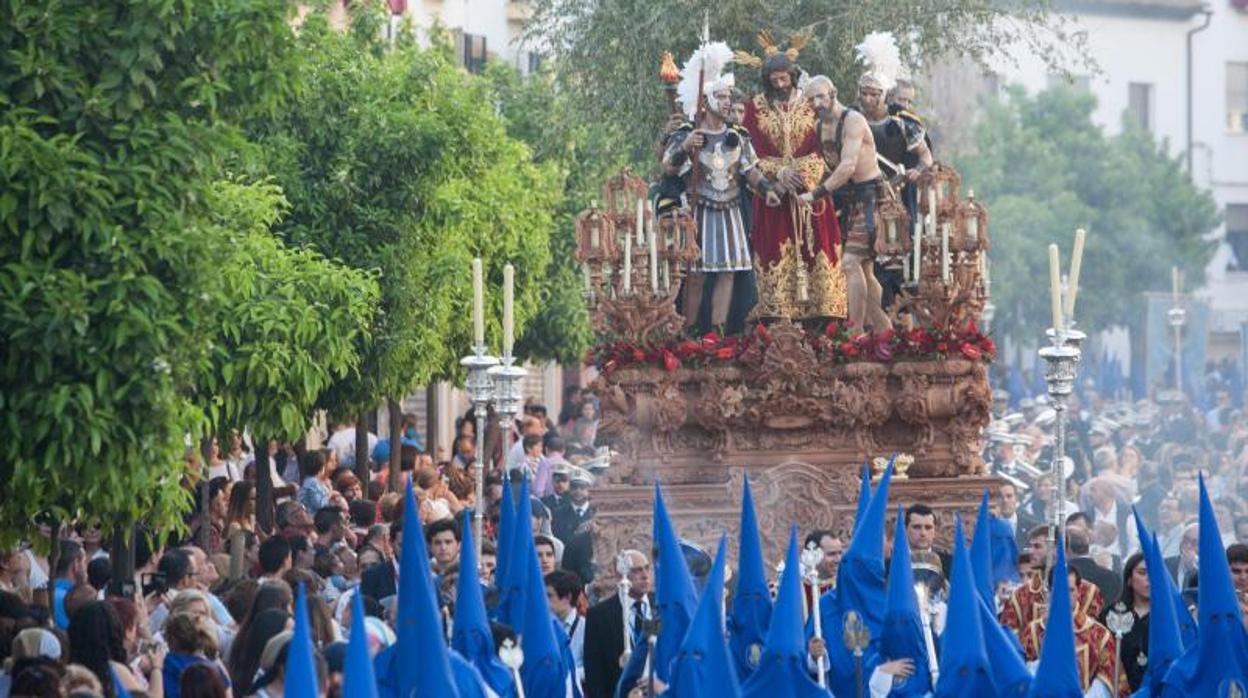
[{"left": 799, "top": 75, "right": 891, "bottom": 331}]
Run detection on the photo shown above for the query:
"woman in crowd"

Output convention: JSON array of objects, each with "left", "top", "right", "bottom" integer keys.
[
  {"left": 68, "top": 601, "right": 153, "bottom": 697},
  {"left": 333, "top": 471, "right": 363, "bottom": 504},
  {"left": 162, "top": 612, "right": 230, "bottom": 698},
  {"left": 224, "top": 482, "right": 258, "bottom": 540},
  {"left": 228, "top": 597, "right": 293, "bottom": 691},
  {"left": 181, "top": 662, "right": 230, "bottom": 698}
]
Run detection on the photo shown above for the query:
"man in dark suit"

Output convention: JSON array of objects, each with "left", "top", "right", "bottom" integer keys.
[
  {"left": 553, "top": 467, "right": 596, "bottom": 585},
  {"left": 1066, "top": 527, "right": 1121, "bottom": 607},
  {"left": 996, "top": 481, "right": 1040, "bottom": 552},
  {"left": 905, "top": 504, "right": 951, "bottom": 581},
  {"left": 361, "top": 515, "right": 401, "bottom": 602},
  {"left": 583, "top": 549, "right": 654, "bottom": 698}
]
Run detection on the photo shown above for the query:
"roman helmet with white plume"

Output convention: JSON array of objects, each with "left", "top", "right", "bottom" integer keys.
[
  {"left": 855, "top": 31, "right": 905, "bottom": 92},
  {"left": 676, "top": 41, "right": 736, "bottom": 121}
]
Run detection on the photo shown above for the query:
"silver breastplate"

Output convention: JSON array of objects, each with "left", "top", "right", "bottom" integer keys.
[{"left": 696, "top": 132, "right": 743, "bottom": 205}]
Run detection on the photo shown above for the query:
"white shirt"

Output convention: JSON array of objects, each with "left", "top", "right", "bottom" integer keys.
[
  {"left": 1092, "top": 500, "right": 1123, "bottom": 558},
  {"left": 559, "top": 608, "right": 585, "bottom": 681},
  {"left": 327, "top": 428, "right": 377, "bottom": 468}
]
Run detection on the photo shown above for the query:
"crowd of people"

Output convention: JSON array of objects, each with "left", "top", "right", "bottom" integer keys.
[{"left": 0, "top": 390, "right": 607, "bottom": 698}]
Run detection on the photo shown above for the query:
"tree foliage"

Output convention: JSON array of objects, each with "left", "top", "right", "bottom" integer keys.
[
  {"left": 523, "top": 0, "right": 1091, "bottom": 164},
  {"left": 250, "top": 11, "right": 566, "bottom": 412},
  {"left": 0, "top": 0, "right": 301, "bottom": 542},
  {"left": 192, "top": 180, "right": 379, "bottom": 442},
  {"left": 954, "top": 87, "right": 1220, "bottom": 344}
]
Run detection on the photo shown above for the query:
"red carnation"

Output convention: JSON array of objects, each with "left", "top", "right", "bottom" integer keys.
[
  {"left": 980, "top": 337, "right": 996, "bottom": 356},
  {"left": 676, "top": 340, "right": 700, "bottom": 358},
  {"left": 632, "top": 348, "right": 646, "bottom": 363},
  {"left": 840, "top": 341, "right": 860, "bottom": 358},
  {"left": 936, "top": 342, "right": 949, "bottom": 354},
  {"left": 662, "top": 350, "right": 679, "bottom": 373},
  {"left": 825, "top": 321, "right": 840, "bottom": 337},
  {"left": 716, "top": 347, "right": 735, "bottom": 360},
  {"left": 873, "top": 339, "right": 895, "bottom": 362},
  {"left": 960, "top": 343, "right": 982, "bottom": 361},
  {"left": 701, "top": 332, "right": 721, "bottom": 349}
]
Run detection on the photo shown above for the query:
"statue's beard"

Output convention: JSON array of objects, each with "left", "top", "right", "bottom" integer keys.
[{"left": 765, "top": 81, "right": 793, "bottom": 103}]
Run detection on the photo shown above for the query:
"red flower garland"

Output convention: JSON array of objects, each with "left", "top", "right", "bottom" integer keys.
[{"left": 586, "top": 320, "right": 996, "bottom": 374}]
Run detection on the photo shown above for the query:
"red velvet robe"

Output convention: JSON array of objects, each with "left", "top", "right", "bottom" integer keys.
[
  {"left": 1021, "top": 612, "right": 1127, "bottom": 696},
  {"left": 741, "top": 92, "right": 846, "bottom": 320}
]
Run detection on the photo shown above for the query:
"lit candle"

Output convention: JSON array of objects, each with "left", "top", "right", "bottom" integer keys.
[
  {"left": 502, "top": 264, "right": 514, "bottom": 358},
  {"left": 636, "top": 198, "right": 645, "bottom": 247},
  {"left": 912, "top": 217, "right": 922, "bottom": 282},
  {"left": 940, "top": 222, "right": 950, "bottom": 283},
  {"left": 471, "top": 257, "right": 485, "bottom": 348},
  {"left": 1049, "top": 244, "right": 1064, "bottom": 335},
  {"left": 648, "top": 223, "right": 659, "bottom": 292},
  {"left": 623, "top": 238, "right": 632, "bottom": 294},
  {"left": 1065, "top": 228, "right": 1086, "bottom": 319}
]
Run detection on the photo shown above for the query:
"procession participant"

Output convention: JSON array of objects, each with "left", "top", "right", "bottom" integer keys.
[
  {"left": 734, "top": 32, "right": 847, "bottom": 321},
  {"left": 665, "top": 41, "right": 772, "bottom": 335},
  {"left": 800, "top": 74, "right": 891, "bottom": 330},
  {"left": 1021, "top": 566, "right": 1125, "bottom": 697},
  {"left": 582, "top": 550, "right": 653, "bottom": 698}
]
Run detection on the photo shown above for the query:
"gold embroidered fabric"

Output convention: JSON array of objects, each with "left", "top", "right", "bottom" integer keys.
[
  {"left": 751, "top": 241, "right": 847, "bottom": 320},
  {"left": 751, "top": 95, "right": 826, "bottom": 190}
]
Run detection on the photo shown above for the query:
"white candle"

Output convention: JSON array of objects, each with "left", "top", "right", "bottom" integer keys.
[
  {"left": 649, "top": 224, "right": 659, "bottom": 292},
  {"left": 912, "top": 217, "right": 922, "bottom": 282},
  {"left": 1172, "top": 266, "right": 1180, "bottom": 302},
  {"left": 662, "top": 261, "right": 670, "bottom": 292},
  {"left": 1049, "top": 244, "right": 1064, "bottom": 335},
  {"left": 903, "top": 256, "right": 910, "bottom": 282},
  {"left": 636, "top": 198, "right": 645, "bottom": 246},
  {"left": 471, "top": 258, "right": 485, "bottom": 348},
  {"left": 981, "top": 254, "right": 991, "bottom": 297},
  {"left": 929, "top": 187, "right": 938, "bottom": 216},
  {"left": 623, "top": 238, "right": 632, "bottom": 294},
  {"left": 590, "top": 222, "right": 600, "bottom": 249},
  {"left": 502, "top": 264, "right": 514, "bottom": 358},
  {"left": 1065, "top": 228, "right": 1086, "bottom": 319},
  {"left": 582, "top": 263, "right": 592, "bottom": 293},
  {"left": 940, "top": 222, "right": 950, "bottom": 283}
]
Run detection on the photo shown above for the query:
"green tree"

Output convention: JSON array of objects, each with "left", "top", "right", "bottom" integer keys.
[
  {"left": 954, "top": 86, "right": 1219, "bottom": 349},
  {"left": 0, "top": 0, "right": 300, "bottom": 544},
  {"left": 250, "top": 11, "right": 565, "bottom": 476},
  {"left": 523, "top": 0, "right": 1091, "bottom": 164},
  {"left": 191, "top": 179, "right": 378, "bottom": 528}
]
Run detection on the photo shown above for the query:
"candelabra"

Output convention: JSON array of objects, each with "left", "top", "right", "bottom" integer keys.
[
  {"left": 1105, "top": 603, "right": 1134, "bottom": 695},
  {"left": 843, "top": 609, "right": 870, "bottom": 698},
  {"left": 460, "top": 346, "right": 499, "bottom": 561},
  {"left": 1039, "top": 324, "right": 1082, "bottom": 551},
  {"left": 489, "top": 357, "right": 528, "bottom": 477},
  {"left": 1168, "top": 302, "right": 1187, "bottom": 394}
]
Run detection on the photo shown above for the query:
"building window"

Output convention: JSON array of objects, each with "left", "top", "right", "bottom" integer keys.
[
  {"left": 1229, "top": 62, "right": 1248, "bottom": 134},
  {"left": 463, "top": 33, "right": 487, "bottom": 74},
  {"left": 1127, "top": 82, "right": 1152, "bottom": 132},
  {"left": 1227, "top": 205, "right": 1248, "bottom": 272},
  {"left": 527, "top": 52, "right": 543, "bottom": 75}
]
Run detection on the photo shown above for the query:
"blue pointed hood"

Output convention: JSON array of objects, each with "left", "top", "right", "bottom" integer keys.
[
  {"left": 453, "top": 511, "right": 514, "bottom": 697},
  {"left": 344, "top": 588, "right": 379, "bottom": 698},
  {"left": 513, "top": 500, "right": 573, "bottom": 698},
  {"left": 854, "top": 459, "right": 873, "bottom": 534},
  {"left": 653, "top": 482, "right": 698, "bottom": 683},
  {"left": 990, "top": 516, "right": 1021, "bottom": 586},
  {"left": 397, "top": 482, "right": 460, "bottom": 697},
  {"left": 729, "top": 476, "right": 772, "bottom": 679},
  {"left": 1131, "top": 511, "right": 1183, "bottom": 697},
  {"left": 667, "top": 535, "right": 741, "bottom": 698},
  {"left": 1025, "top": 535, "right": 1082, "bottom": 698},
  {"left": 286, "top": 583, "right": 320, "bottom": 698},
  {"left": 818, "top": 462, "right": 893, "bottom": 698},
  {"left": 741, "top": 526, "right": 830, "bottom": 698},
  {"left": 934, "top": 516, "right": 996, "bottom": 697},
  {"left": 613, "top": 629, "right": 650, "bottom": 698},
  {"left": 879, "top": 506, "right": 933, "bottom": 696},
  {"left": 970, "top": 490, "right": 996, "bottom": 607},
  {"left": 1161, "top": 474, "right": 1248, "bottom": 695},
  {"left": 494, "top": 474, "right": 516, "bottom": 600},
  {"left": 498, "top": 476, "right": 532, "bottom": 631}
]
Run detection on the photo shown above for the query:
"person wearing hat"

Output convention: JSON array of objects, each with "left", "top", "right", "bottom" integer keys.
[
  {"left": 553, "top": 467, "right": 596, "bottom": 585},
  {"left": 541, "top": 460, "right": 574, "bottom": 513}
]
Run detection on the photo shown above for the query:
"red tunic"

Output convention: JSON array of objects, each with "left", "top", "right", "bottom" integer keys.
[
  {"left": 1021, "top": 613, "right": 1127, "bottom": 696},
  {"left": 742, "top": 93, "right": 846, "bottom": 319}
]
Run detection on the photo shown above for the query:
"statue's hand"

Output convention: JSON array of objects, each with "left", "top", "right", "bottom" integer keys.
[{"left": 765, "top": 191, "right": 782, "bottom": 207}]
